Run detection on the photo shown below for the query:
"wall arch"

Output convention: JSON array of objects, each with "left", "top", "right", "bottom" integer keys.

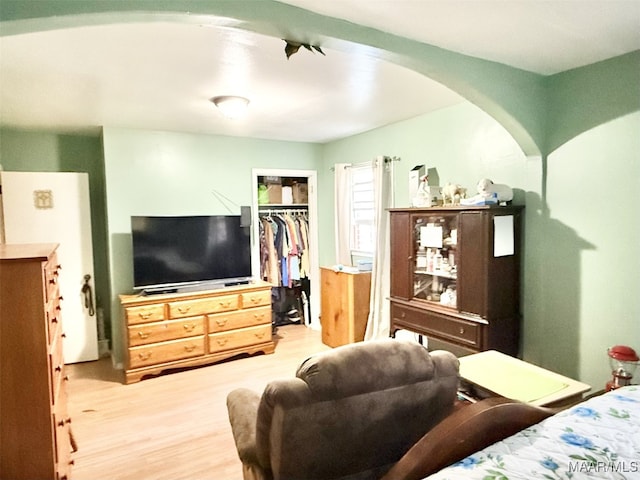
[
  {"left": 1, "top": 0, "right": 544, "bottom": 155},
  {"left": 2, "top": 1, "right": 637, "bottom": 156}
]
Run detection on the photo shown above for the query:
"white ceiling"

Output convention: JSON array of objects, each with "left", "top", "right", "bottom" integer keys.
[
  {"left": 0, "top": 1, "right": 638, "bottom": 143},
  {"left": 282, "top": 0, "right": 640, "bottom": 75}
]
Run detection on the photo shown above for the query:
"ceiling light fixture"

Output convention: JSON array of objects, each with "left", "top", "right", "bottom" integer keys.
[{"left": 210, "top": 95, "right": 250, "bottom": 119}]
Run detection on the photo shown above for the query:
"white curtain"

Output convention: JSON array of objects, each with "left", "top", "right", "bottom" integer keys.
[
  {"left": 333, "top": 163, "right": 352, "bottom": 266},
  {"left": 365, "top": 156, "right": 394, "bottom": 340}
]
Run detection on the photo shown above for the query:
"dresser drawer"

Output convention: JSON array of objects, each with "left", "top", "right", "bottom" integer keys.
[
  {"left": 128, "top": 316, "right": 205, "bottom": 346},
  {"left": 44, "top": 256, "right": 61, "bottom": 303},
  {"left": 125, "top": 304, "right": 166, "bottom": 325},
  {"left": 50, "top": 332, "right": 65, "bottom": 402},
  {"left": 53, "top": 389, "right": 73, "bottom": 478},
  {"left": 208, "top": 306, "right": 271, "bottom": 333},
  {"left": 168, "top": 294, "right": 239, "bottom": 319},
  {"left": 129, "top": 336, "right": 205, "bottom": 369},
  {"left": 208, "top": 324, "right": 272, "bottom": 353},
  {"left": 391, "top": 303, "right": 481, "bottom": 348},
  {"left": 46, "top": 289, "right": 62, "bottom": 344},
  {"left": 241, "top": 289, "right": 272, "bottom": 309}
]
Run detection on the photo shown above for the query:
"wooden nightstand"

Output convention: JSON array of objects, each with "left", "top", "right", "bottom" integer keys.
[{"left": 458, "top": 350, "right": 591, "bottom": 408}]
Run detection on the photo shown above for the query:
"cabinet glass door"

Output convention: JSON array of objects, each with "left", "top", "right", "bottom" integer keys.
[{"left": 413, "top": 214, "right": 458, "bottom": 308}]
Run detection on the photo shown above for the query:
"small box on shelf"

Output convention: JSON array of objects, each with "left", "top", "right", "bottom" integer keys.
[
  {"left": 292, "top": 182, "right": 308, "bottom": 204},
  {"left": 267, "top": 184, "right": 282, "bottom": 204}
]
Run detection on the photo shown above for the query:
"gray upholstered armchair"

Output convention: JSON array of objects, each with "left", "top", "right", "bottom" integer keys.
[{"left": 226, "top": 339, "right": 460, "bottom": 480}]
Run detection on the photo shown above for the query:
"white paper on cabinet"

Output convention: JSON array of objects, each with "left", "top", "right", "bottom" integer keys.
[
  {"left": 420, "top": 225, "right": 443, "bottom": 248},
  {"left": 494, "top": 215, "right": 514, "bottom": 257}
]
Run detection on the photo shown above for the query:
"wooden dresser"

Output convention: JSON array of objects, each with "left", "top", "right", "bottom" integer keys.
[
  {"left": 120, "top": 280, "right": 275, "bottom": 383},
  {"left": 0, "top": 243, "right": 74, "bottom": 480},
  {"left": 320, "top": 267, "right": 372, "bottom": 348}
]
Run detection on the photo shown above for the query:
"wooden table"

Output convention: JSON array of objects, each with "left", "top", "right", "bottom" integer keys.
[{"left": 458, "top": 350, "right": 591, "bottom": 408}]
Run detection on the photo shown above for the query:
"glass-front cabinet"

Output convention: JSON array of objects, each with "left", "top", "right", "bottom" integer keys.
[
  {"left": 413, "top": 214, "right": 458, "bottom": 307},
  {"left": 390, "top": 206, "right": 524, "bottom": 357}
]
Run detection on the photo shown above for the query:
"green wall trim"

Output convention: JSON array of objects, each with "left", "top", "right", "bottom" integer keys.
[{"left": 544, "top": 50, "right": 640, "bottom": 154}]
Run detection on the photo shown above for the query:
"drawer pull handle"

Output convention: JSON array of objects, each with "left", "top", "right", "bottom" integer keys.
[
  {"left": 178, "top": 306, "right": 191, "bottom": 314},
  {"left": 64, "top": 375, "right": 70, "bottom": 382},
  {"left": 183, "top": 324, "right": 196, "bottom": 332},
  {"left": 253, "top": 313, "right": 265, "bottom": 321},
  {"left": 216, "top": 318, "right": 228, "bottom": 327},
  {"left": 55, "top": 365, "right": 63, "bottom": 372},
  {"left": 401, "top": 312, "right": 406, "bottom": 319},
  {"left": 250, "top": 296, "right": 260, "bottom": 304},
  {"left": 138, "top": 331, "right": 150, "bottom": 339},
  {"left": 216, "top": 338, "right": 229, "bottom": 347},
  {"left": 184, "top": 345, "right": 196, "bottom": 352},
  {"left": 52, "top": 317, "right": 58, "bottom": 323},
  {"left": 138, "top": 312, "right": 152, "bottom": 320},
  {"left": 138, "top": 352, "right": 152, "bottom": 361},
  {"left": 459, "top": 327, "right": 465, "bottom": 334},
  {"left": 219, "top": 301, "right": 231, "bottom": 308},
  {"left": 255, "top": 332, "right": 265, "bottom": 339},
  {"left": 58, "top": 417, "right": 72, "bottom": 427},
  {"left": 49, "top": 278, "right": 57, "bottom": 285}
]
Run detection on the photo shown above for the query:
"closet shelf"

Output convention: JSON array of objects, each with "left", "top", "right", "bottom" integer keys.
[{"left": 258, "top": 204, "right": 308, "bottom": 208}]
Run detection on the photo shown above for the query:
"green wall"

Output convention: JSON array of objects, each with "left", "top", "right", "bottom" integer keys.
[
  {"left": 319, "top": 105, "right": 640, "bottom": 389},
  {"left": 318, "top": 102, "right": 531, "bottom": 264},
  {"left": 544, "top": 51, "right": 640, "bottom": 154},
  {"left": 540, "top": 112, "right": 640, "bottom": 386},
  {"left": 101, "top": 127, "right": 323, "bottom": 366},
  {"left": 0, "top": 128, "right": 112, "bottom": 337}
]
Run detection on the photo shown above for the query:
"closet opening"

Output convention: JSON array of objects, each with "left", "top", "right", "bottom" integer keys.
[{"left": 251, "top": 169, "right": 319, "bottom": 333}]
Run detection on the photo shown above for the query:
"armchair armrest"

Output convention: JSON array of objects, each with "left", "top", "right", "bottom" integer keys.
[
  {"left": 381, "top": 397, "right": 557, "bottom": 480},
  {"left": 227, "top": 388, "right": 262, "bottom": 466}
]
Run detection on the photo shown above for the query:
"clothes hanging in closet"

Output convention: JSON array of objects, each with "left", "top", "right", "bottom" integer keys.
[{"left": 259, "top": 211, "right": 310, "bottom": 288}]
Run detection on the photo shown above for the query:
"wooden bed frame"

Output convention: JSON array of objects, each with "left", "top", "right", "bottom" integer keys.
[{"left": 381, "top": 397, "right": 558, "bottom": 480}]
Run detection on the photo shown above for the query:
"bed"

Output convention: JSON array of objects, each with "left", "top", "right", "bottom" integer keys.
[{"left": 382, "top": 385, "right": 640, "bottom": 480}]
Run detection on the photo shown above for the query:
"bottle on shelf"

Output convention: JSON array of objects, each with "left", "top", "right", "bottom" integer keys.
[
  {"left": 416, "top": 247, "right": 427, "bottom": 271},
  {"left": 434, "top": 250, "right": 443, "bottom": 271},
  {"left": 427, "top": 248, "right": 434, "bottom": 273}
]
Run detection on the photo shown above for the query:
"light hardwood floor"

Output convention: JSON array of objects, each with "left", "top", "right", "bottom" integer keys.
[{"left": 66, "top": 325, "right": 329, "bottom": 480}]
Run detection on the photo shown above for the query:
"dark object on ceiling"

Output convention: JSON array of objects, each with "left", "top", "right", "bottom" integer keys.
[{"left": 284, "top": 40, "right": 325, "bottom": 59}]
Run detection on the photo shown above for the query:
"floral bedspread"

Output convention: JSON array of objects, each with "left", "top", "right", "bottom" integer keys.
[{"left": 425, "top": 385, "right": 640, "bottom": 480}]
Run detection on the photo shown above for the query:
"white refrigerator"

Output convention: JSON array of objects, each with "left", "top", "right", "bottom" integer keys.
[{"left": 0, "top": 171, "right": 99, "bottom": 363}]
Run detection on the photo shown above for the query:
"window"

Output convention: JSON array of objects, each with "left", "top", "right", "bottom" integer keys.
[{"left": 350, "top": 164, "right": 375, "bottom": 255}]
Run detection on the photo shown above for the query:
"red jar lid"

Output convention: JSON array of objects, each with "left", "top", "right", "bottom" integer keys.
[{"left": 608, "top": 345, "right": 639, "bottom": 362}]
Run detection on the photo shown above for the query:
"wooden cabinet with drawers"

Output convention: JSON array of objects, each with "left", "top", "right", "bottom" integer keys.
[
  {"left": 0, "top": 243, "right": 74, "bottom": 480},
  {"left": 389, "top": 206, "right": 523, "bottom": 356},
  {"left": 120, "top": 281, "right": 275, "bottom": 383}
]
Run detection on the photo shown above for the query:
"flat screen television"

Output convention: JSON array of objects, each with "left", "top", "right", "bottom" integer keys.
[{"left": 131, "top": 215, "right": 252, "bottom": 293}]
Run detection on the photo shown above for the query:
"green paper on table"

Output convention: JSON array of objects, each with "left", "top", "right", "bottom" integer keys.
[{"left": 460, "top": 351, "right": 569, "bottom": 402}]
